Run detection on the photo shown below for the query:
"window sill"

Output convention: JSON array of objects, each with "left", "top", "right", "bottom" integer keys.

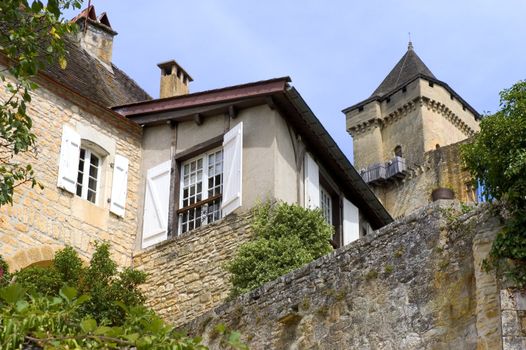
[{"left": 71, "top": 196, "right": 108, "bottom": 229}]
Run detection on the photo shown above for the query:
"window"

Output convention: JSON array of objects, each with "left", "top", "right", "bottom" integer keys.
[
  {"left": 178, "top": 148, "right": 223, "bottom": 234},
  {"left": 394, "top": 145, "right": 403, "bottom": 157},
  {"left": 76, "top": 147, "right": 101, "bottom": 204},
  {"left": 58, "top": 124, "right": 129, "bottom": 217},
  {"left": 320, "top": 186, "right": 333, "bottom": 225}
]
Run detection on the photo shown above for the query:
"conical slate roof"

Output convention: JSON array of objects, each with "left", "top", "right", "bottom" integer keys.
[{"left": 371, "top": 42, "right": 436, "bottom": 97}]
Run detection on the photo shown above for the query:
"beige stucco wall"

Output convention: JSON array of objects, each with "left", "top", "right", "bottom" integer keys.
[{"left": 0, "top": 71, "right": 143, "bottom": 271}]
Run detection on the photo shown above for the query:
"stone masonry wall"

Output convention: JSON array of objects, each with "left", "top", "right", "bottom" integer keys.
[
  {"left": 375, "top": 139, "right": 476, "bottom": 219},
  {"left": 501, "top": 288, "right": 526, "bottom": 349},
  {"left": 183, "top": 201, "right": 503, "bottom": 350},
  {"left": 0, "top": 71, "right": 143, "bottom": 271},
  {"left": 132, "top": 210, "right": 254, "bottom": 326}
]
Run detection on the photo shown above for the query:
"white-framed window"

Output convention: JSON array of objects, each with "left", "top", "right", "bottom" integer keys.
[
  {"left": 76, "top": 147, "right": 101, "bottom": 204},
  {"left": 178, "top": 148, "right": 223, "bottom": 234},
  {"left": 320, "top": 186, "right": 333, "bottom": 225},
  {"left": 57, "top": 124, "right": 129, "bottom": 217}
]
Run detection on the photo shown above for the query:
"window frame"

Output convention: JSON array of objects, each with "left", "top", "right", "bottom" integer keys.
[
  {"left": 318, "top": 173, "right": 342, "bottom": 247},
  {"left": 76, "top": 146, "right": 102, "bottom": 204},
  {"left": 177, "top": 147, "right": 224, "bottom": 234},
  {"left": 320, "top": 186, "right": 333, "bottom": 225},
  {"left": 171, "top": 134, "right": 225, "bottom": 236}
]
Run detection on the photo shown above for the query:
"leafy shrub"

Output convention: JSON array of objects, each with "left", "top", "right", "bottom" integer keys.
[
  {"left": 0, "top": 256, "right": 10, "bottom": 287},
  {"left": 227, "top": 201, "right": 333, "bottom": 296},
  {"left": 0, "top": 284, "right": 246, "bottom": 349},
  {"left": 13, "top": 242, "right": 146, "bottom": 325},
  {"left": 462, "top": 80, "right": 526, "bottom": 286}
]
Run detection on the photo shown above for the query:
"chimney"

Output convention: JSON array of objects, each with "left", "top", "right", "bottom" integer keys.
[
  {"left": 72, "top": 6, "right": 117, "bottom": 70},
  {"left": 157, "top": 60, "right": 193, "bottom": 98}
]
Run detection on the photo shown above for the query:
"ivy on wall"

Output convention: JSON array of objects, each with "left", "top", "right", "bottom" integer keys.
[{"left": 462, "top": 80, "right": 526, "bottom": 286}]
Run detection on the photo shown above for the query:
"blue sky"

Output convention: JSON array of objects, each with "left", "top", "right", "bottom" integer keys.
[{"left": 66, "top": 1, "right": 525, "bottom": 163}]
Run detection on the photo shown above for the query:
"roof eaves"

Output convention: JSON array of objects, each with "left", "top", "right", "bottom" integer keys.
[
  {"left": 113, "top": 77, "right": 291, "bottom": 117},
  {"left": 342, "top": 74, "right": 480, "bottom": 119},
  {"left": 284, "top": 87, "right": 393, "bottom": 227}
]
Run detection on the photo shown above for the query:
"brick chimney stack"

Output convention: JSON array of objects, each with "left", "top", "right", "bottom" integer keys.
[
  {"left": 157, "top": 60, "right": 193, "bottom": 98},
  {"left": 72, "top": 6, "right": 117, "bottom": 71}
]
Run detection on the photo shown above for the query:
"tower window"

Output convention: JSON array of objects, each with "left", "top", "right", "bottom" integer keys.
[
  {"left": 428, "top": 81, "right": 434, "bottom": 87},
  {"left": 162, "top": 67, "right": 171, "bottom": 76},
  {"left": 402, "top": 86, "right": 407, "bottom": 93},
  {"left": 386, "top": 97, "right": 391, "bottom": 103},
  {"left": 358, "top": 106, "right": 364, "bottom": 112},
  {"left": 394, "top": 145, "right": 403, "bottom": 158}
]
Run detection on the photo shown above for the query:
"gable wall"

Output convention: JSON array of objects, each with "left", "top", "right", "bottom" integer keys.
[{"left": 0, "top": 69, "right": 143, "bottom": 271}]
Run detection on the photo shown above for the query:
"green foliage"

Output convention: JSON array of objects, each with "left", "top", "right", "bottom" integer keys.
[
  {"left": 0, "top": 284, "right": 214, "bottom": 349},
  {"left": 462, "top": 80, "right": 526, "bottom": 207},
  {"left": 227, "top": 201, "right": 333, "bottom": 296},
  {"left": 0, "top": 256, "right": 10, "bottom": 287},
  {"left": 14, "top": 242, "right": 147, "bottom": 326},
  {"left": 462, "top": 80, "right": 526, "bottom": 286},
  {"left": 0, "top": 0, "right": 83, "bottom": 205},
  {"left": 14, "top": 265, "right": 62, "bottom": 295},
  {"left": 0, "top": 247, "right": 247, "bottom": 349}
]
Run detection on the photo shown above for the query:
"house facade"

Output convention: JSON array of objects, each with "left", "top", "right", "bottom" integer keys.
[
  {"left": 113, "top": 66, "right": 391, "bottom": 323},
  {"left": 0, "top": 5, "right": 393, "bottom": 323},
  {"left": 114, "top": 67, "right": 392, "bottom": 251},
  {"left": 0, "top": 6, "right": 150, "bottom": 270}
]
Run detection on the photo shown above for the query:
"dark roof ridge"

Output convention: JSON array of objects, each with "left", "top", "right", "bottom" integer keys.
[
  {"left": 372, "top": 48, "right": 436, "bottom": 97},
  {"left": 112, "top": 76, "right": 291, "bottom": 110}
]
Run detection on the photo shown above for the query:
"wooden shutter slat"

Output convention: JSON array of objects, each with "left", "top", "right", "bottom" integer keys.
[
  {"left": 142, "top": 160, "right": 171, "bottom": 248},
  {"left": 110, "top": 155, "right": 129, "bottom": 217},
  {"left": 57, "top": 125, "right": 81, "bottom": 193},
  {"left": 221, "top": 122, "right": 243, "bottom": 217}
]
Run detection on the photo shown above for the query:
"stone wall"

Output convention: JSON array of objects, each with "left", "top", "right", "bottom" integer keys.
[
  {"left": 132, "top": 210, "right": 254, "bottom": 326},
  {"left": 501, "top": 289, "right": 526, "bottom": 349},
  {"left": 374, "top": 139, "right": 476, "bottom": 219},
  {"left": 0, "top": 71, "right": 143, "bottom": 270},
  {"left": 183, "top": 201, "right": 503, "bottom": 350}
]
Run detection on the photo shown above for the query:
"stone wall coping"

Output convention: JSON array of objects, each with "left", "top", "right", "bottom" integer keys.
[
  {"left": 134, "top": 210, "right": 252, "bottom": 257},
  {"left": 185, "top": 199, "right": 493, "bottom": 326}
]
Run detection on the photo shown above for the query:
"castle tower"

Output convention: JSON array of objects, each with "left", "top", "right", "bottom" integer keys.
[{"left": 343, "top": 42, "right": 481, "bottom": 217}]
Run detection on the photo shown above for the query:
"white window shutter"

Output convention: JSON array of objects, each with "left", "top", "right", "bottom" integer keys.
[
  {"left": 110, "top": 155, "right": 129, "bottom": 217},
  {"left": 304, "top": 152, "right": 320, "bottom": 209},
  {"left": 57, "top": 125, "right": 81, "bottom": 193},
  {"left": 343, "top": 198, "right": 360, "bottom": 245},
  {"left": 222, "top": 122, "right": 243, "bottom": 217},
  {"left": 142, "top": 160, "right": 171, "bottom": 249}
]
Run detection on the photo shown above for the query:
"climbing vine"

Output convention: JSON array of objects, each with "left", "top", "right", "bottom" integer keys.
[{"left": 462, "top": 80, "right": 526, "bottom": 286}]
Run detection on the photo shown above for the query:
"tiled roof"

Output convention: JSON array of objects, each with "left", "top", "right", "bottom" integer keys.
[
  {"left": 41, "top": 36, "right": 151, "bottom": 107},
  {"left": 371, "top": 42, "right": 436, "bottom": 97},
  {"left": 1, "top": 6, "right": 151, "bottom": 108}
]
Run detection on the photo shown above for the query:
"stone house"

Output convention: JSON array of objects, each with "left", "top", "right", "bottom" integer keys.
[
  {"left": 344, "top": 42, "right": 481, "bottom": 218},
  {"left": 0, "top": 6, "right": 150, "bottom": 269},
  {"left": 0, "top": 6, "right": 392, "bottom": 322}
]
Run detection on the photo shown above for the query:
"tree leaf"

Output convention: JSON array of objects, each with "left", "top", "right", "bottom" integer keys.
[{"left": 80, "top": 318, "right": 97, "bottom": 333}]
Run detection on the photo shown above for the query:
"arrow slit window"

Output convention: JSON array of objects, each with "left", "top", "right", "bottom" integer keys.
[{"left": 179, "top": 148, "right": 223, "bottom": 234}]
